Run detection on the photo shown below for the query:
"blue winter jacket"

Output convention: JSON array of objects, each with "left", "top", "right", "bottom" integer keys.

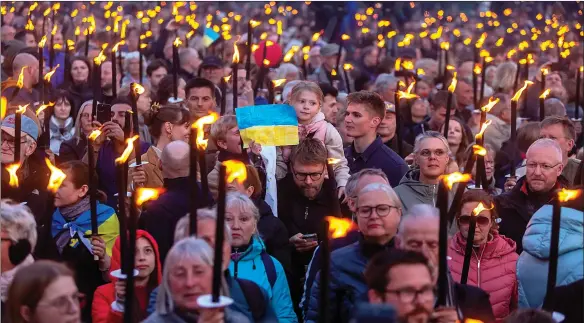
[
  {"left": 228, "top": 237, "right": 297, "bottom": 323},
  {"left": 517, "top": 205, "right": 584, "bottom": 308}
]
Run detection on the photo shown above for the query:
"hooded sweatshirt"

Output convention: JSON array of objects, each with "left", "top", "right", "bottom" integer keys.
[
  {"left": 517, "top": 205, "right": 583, "bottom": 308},
  {"left": 92, "top": 230, "right": 162, "bottom": 323},
  {"left": 228, "top": 236, "right": 298, "bottom": 323},
  {"left": 394, "top": 169, "right": 438, "bottom": 213}
]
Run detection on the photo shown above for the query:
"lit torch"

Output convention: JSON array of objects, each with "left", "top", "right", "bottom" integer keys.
[
  {"left": 443, "top": 72, "right": 457, "bottom": 139},
  {"left": 193, "top": 112, "right": 219, "bottom": 206},
  {"left": 6, "top": 163, "right": 21, "bottom": 188},
  {"left": 539, "top": 89, "right": 551, "bottom": 121},
  {"left": 460, "top": 201, "right": 494, "bottom": 284},
  {"left": 232, "top": 41, "right": 241, "bottom": 111}
]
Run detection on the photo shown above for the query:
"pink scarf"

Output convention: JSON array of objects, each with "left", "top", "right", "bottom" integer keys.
[{"left": 298, "top": 112, "right": 328, "bottom": 142}]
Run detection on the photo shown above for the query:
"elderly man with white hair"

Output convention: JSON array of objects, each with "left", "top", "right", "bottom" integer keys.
[
  {"left": 305, "top": 183, "right": 401, "bottom": 323},
  {"left": 1, "top": 200, "right": 37, "bottom": 301},
  {"left": 496, "top": 138, "right": 569, "bottom": 254}
]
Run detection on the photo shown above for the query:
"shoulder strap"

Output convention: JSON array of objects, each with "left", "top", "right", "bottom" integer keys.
[
  {"left": 236, "top": 278, "right": 266, "bottom": 321},
  {"left": 260, "top": 250, "right": 277, "bottom": 288}
]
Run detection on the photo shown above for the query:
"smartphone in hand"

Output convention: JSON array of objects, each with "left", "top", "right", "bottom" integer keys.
[{"left": 302, "top": 233, "right": 318, "bottom": 242}]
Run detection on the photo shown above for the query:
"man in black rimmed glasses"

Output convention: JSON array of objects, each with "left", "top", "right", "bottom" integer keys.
[{"left": 496, "top": 138, "right": 569, "bottom": 254}]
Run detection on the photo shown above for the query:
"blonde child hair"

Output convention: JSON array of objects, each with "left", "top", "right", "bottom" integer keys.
[{"left": 288, "top": 81, "right": 324, "bottom": 106}]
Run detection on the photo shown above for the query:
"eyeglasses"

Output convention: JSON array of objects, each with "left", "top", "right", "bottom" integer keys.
[
  {"left": 37, "top": 292, "right": 84, "bottom": 313},
  {"left": 356, "top": 204, "right": 400, "bottom": 218},
  {"left": 1, "top": 136, "right": 28, "bottom": 149},
  {"left": 385, "top": 285, "right": 436, "bottom": 303},
  {"left": 458, "top": 215, "right": 491, "bottom": 226},
  {"left": 292, "top": 168, "right": 325, "bottom": 181},
  {"left": 418, "top": 149, "right": 447, "bottom": 159},
  {"left": 526, "top": 162, "right": 562, "bottom": 172}
]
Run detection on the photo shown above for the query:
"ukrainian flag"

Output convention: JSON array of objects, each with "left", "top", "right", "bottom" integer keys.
[
  {"left": 203, "top": 27, "right": 220, "bottom": 47},
  {"left": 236, "top": 104, "right": 299, "bottom": 147}
]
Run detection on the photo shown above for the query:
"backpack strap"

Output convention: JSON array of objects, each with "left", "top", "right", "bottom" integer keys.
[
  {"left": 260, "top": 250, "right": 277, "bottom": 288},
  {"left": 236, "top": 278, "right": 267, "bottom": 321}
]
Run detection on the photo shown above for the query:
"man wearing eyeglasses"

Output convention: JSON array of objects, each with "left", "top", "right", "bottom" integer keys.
[
  {"left": 495, "top": 138, "right": 569, "bottom": 254},
  {"left": 1, "top": 113, "right": 50, "bottom": 223},
  {"left": 394, "top": 131, "right": 451, "bottom": 214},
  {"left": 539, "top": 116, "right": 581, "bottom": 187}
]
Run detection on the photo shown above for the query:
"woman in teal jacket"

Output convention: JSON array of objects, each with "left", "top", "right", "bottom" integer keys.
[
  {"left": 517, "top": 203, "right": 583, "bottom": 308},
  {"left": 225, "top": 192, "right": 298, "bottom": 323}
]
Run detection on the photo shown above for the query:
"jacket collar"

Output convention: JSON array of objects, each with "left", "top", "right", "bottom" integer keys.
[
  {"left": 350, "top": 137, "right": 383, "bottom": 163},
  {"left": 358, "top": 234, "right": 395, "bottom": 259},
  {"left": 163, "top": 177, "right": 192, "bottom": 190}
]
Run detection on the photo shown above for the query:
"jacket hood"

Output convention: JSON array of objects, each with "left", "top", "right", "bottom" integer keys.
[
  {"left": 522, "top": 205, "right": 583, "bottom": 259},
  {"left": 309, "top": 111, "right": 326, "bottom": 124},
  {"left": 398, "top": 169, "right": 438, "bottom": 196},
  {"left": 452, "top": 231, "right": 517, "bottom": 259},
  {"left": 110, "top": 229, "right": 163, "bottom": 285}
]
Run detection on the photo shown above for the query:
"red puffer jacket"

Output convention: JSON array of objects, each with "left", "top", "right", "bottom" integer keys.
[
  {"left": 448, "top": 232, "right": 518, "bottom": 322},
  {"left": 92, "top": 230, "right": 162, "bottom": 323}
]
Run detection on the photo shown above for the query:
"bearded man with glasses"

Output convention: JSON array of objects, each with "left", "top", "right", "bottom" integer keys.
[
  {"left": 305, "top": 183, "right": 401, "bottom": 323},
  {"left": 395, "top": 131, "right": 451, "bottom": 214},
  {"left": 495, "top": 138, "right": 569, "bottom": 254}
]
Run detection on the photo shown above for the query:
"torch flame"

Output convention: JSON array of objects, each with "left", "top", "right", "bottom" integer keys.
[
  {"left": 25, "top": 19, "right": 34, "bottom": 31},
  {"left": 480, "top": 97, "right": 500, "bottom": 113},
  {"left": 440, "top": 41, "right": 450, "bottom": 50},
  {"left": 1, "top": 97, "right": 6, "bottom": 120},
  {"left": 475, "top": 120, "right": 493, "bottom": 140},
  {"left": 43, "top": 7, "right": 51, "bottom": 16},
  {"left": 16, "top": 66, "right": 27, "bottom": 89},
  {"left": 327, "top": 158, "right": 341, "bottom": 165},
  {"left": 112, "top": 40, "right": 125, "bottom": 53},
  {"left": 398, "top": 82, "right": 419, "bottom": 100},
  {"left": 51, "top": 25, "right": 58, "bottom": 36},
  {"left": 232, "top": 42, "right": 240, "bottom": 64},
  {"left": 39, "top": 35, "right": 48, "bottom": 48},
  {"left": 223, "top": 160, "right": 247, "bottom": 184},
  {"left": 192, "top": 112, "right": 219, "bottom": 150},
  {"left": 474, "top": 64, "right": 482, "bottom": 75},
  {"left": 472, "top": 202, "right": 494, "bottom": 217},
  {"left": 341, "top": 34, "right": 350, "bottom": 41},
  {"left": 132, "top": 83, "right": 145, "bottom": 96},
  {"left": 250, "top": 20, "right": 261, "bottom": 28},
  {"left": 541, "top": 67, "right": 550, "bottom": 75},
  {"left": 263, "top": 59, "right": 270, "bottom": 66},
  {"left": 115, "top": 135, "right": 140, "bottom": 165},
  {"left": 35, "top": 102, "right": 55, "bottom": 116},
  {"left": 343, "top": 63, "right": 354, "bottom": 71},
  {"left": 46, "top": 158, "right": 67, "bottom": 193},
  {"left": 135, "top": 188, "right": 164, "bottom": 206},
  {"left": 173, "top": 37, "right": 182, "bottom": 47},
  {"left": 511, "top": 81, "right": 534, "bottom": 102},
  {"left": 580, "top": 66, "right": 583, "bottom": 73},
  {"left": 442, "top": 172, "right": 472, "bottom": 190},
  {"left": 6, "top": 163, "right": 21, "bottom": 187},
  {"left": 472, "top": 144, "right": 488, "bottom": 156},
  {"left": 223, "top": 75, "right": 232, "bottom": 83},
  {"left": 331, "top": 69, "right": 337, "bottom": 76},
  {"left": 43, "top": 64, "right": 60, "bottom": 83},
  {"left": 326, "top": 216, "right": 354, "bottom": 238},
  {"left": 88, "top": 129, "right": 102, "bottom": 141},
  {"left": 16, "top": 104, "right": 29, "bottom": 114},
  {"left": 417, "top": 68, "right": 425, "bottom": 75},
  {"left": 557, "top": 188, "right": 582, "bottom": 202},
  {"left": 312, "top": 32, "right": 321, "bottom": 42},
  {"left": 448, "top": 72, "right": 458, "bottom": 93},
  {"left": 277, "top": 20, "right": 283, "bottom": 35},
  {"left": 94, "top": 49, "right": 107, "bottom": 66},
  {"left": 539, "top": 89, "right": 551, "bottom": 99},
  {"left": 272, "top": 79, "right": 287, "bottom": 87}
]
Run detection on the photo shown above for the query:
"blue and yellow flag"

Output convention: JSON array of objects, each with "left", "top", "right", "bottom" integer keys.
[
  {"left": 203, "top": 27, "right": 220, "bottom": 47},
  {"left": 235, "top": 104, "right": 299, "bottom": 147}
]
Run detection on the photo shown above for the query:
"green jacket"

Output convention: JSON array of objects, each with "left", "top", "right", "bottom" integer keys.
[{"left": 394, "top": 169, "right": 438, "bottom": 214}]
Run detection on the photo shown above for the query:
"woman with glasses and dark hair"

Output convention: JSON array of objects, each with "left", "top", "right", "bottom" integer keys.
[
  {"left": 448, "top": 189, "right": 518, "bottom": 322},
  {"left": 305, "top": 183, "right": 402, "bottom": 323},
  {"left": 6, "top": 260, "right": 82, "bottom": 323}
]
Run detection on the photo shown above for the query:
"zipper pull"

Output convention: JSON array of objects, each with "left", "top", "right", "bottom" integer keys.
[{"left": 305, "top": 206, "right": 309, "bottom": 220}]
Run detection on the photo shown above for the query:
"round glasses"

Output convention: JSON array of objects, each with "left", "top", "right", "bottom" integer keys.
[
  {"left": 385, "top": 285, "right": 436, "bottom": 303},
  {"left": 356, "top": 204, "right": 400, "bottom": 218}
]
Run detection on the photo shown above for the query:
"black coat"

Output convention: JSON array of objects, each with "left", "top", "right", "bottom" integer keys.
[
  {"left": 494, "top": 176, "right": 568, "bottom": 254},
  {"left": 138, "top": 177, "right": 208, "bottom": 264},
  {"left": 551, "top": 279, "right": 584, "bottom": 323},
  {"left": 58, "top": 136, "right": 87, "bottom": 165},
  {"left": 454, "top": 283, "right": 496, "bottom": 323},
  {"left": 383, "top": 136, "right": 414, "bottom": 159},
  {"left": 255, "top": 199, "right": 291, "bottom": 274}
]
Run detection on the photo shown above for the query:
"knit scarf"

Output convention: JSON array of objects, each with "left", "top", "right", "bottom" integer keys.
[{"left": 59, "top": 195, "right": 91, "bottom": 221}]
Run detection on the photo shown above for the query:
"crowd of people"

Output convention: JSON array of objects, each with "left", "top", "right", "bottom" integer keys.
[{"left": 1, "top": 1, "right": 583, "bottom": 323}]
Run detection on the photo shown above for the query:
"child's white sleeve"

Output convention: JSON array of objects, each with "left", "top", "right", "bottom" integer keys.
[{"left": 325, "top": 124, "right": 350, "bottom": 188}]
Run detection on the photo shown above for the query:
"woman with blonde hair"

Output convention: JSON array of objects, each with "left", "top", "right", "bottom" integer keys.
[
  {"left": 58, "top": 100, "right": 94, "bottom": 164},
  {"left": 492, "top": 62, "right": 518, "bottom": 95}
]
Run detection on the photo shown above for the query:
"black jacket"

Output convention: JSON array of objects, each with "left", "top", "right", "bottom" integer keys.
[
  {"left": 494, "top": 176, "right": 568, "bottom": 254},
  {"left": 58, "top": 136, "right": 87, "bottom": 165},
  {"left": 138, "top": 177, "right": 209, "bottom": 264},
  {"left": 255, "top": 199, "right": 291, "bottom": 275},
  {"left": 551, "top": 279, "right": 583, "bottom": 323},
  {"left": 383, "top": 136, "right": 414, "bottom": 159},
  {"left": 454, "top": 283, "right": 496, "bottom": 323}
]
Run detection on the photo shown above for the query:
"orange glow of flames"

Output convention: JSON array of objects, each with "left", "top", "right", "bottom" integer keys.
[
  {"left": 16, "top": 66, "right": 27, "bottom": 89},
  {"left": 35, "top": 102, "right": 55, "bottom": 116},
  {"left": 16, "top": 104, "right": 29, "bottom": 114},
  {"left": 440, "top": 41, "right": 450, "bottom": 50},
  {"left": 475, "top": 120, "right": 492, "bottom": 140},
  {"left": 541, "top": 67, "right": 550, "bottom": 75},
  {"left": 557, "top": 188, "right": 582, "bottom": 203},
  {"left": 343, "top": 63, "right": 354, "bottom": 71},
  {"left": 272, "top": 79, "right": 287, "bottom": 87},
  {"left": 43, "top": 64, "right": 60, "bottom": 83},
  {"left": 331, "top": 69, "right": 337, "bottom": 76},
  {"left": 46, "top": 158, "right": 67, "bottom": 193},
  {"left": 540, "top": 89, "right": 551, "bottom": 99},
  {"left": 173, "top": 37, "right": 182, "bottom": 47},
  {"left": 472, "top": 202, "right": 494, "bottom": 217},
  {"left": 250, "top": 20, "right": 261, "bottom": 28},
  {"left": 417, "top": 68, "right": 425, "bottom": 75},
  {"left": 223, "top": 160, "right": 247, "bottom": 184},
  {"left": 326, "top": 216, "right": 354, "bottom": 238},
  {"left": 115, "top": 135, "right": 140, "bottom": 164},
  {"left": 448, "top": 72, "right": 458, "bottom": 93},
  {"left": 474, "top": 64, "right": 482, "bottom": 75},
  {"left": 39, "top": 36, "right": 47, "bottom": 48},
  {"left": 112, "top": 40, "right": 125, "bottom": 53},
  {"left": 88, "top": 129, "right": 102, "bottom": 141},
  {"left": 132, "top": 83, "right": 145, "bottom": 96},
  {"left": 402, "top": 60, "right": 414, "bottom": 71},
  {"left": 311, "top": 32, "right": 321, "bottom": 42},
  {"left": 480, "top": 97, "right": 500, "bottom": 113},
  {"left": 135, "top": 188, "right": 164, "bottom": 206},
  {"left": 442, "top": 172, "right": 472, "bottom": 190},
  {"left": 192, "top": 112, "right": 219, "bottom": 150},
  {"left": 1, "top": 97, "right": 6, "bottom": 120},
  {"left": 472, "top": 144, "right": 488, "bottom": 156},
  {"left": 6, "top": 163, "right": 21, "bottom": 188},
  {"left": 398, "top": 82, "right": 419, "bottom": 100},
  {"left": 223, "top": 75, "right": 232, "bottom": 83},
  {"left": 511, "top": 81, "right": 534, "bottom": 102},
  {"left": 51, "top": 25, "right": 58, "bottom": 36},
  {"left": 341, "top": 34, "right": 350, "bottom": 41},
  {"left": 327, "top": 158, "right": 341, "bottom": 165},
  {"left": 94, "top": 50, "right": 107, "bottom": 66},
  {"left": 232, "top": 42, "right": 240, "bottom": 64},
  {"left": 263, "top": 59, "right": 270, "bottom": 66}
]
